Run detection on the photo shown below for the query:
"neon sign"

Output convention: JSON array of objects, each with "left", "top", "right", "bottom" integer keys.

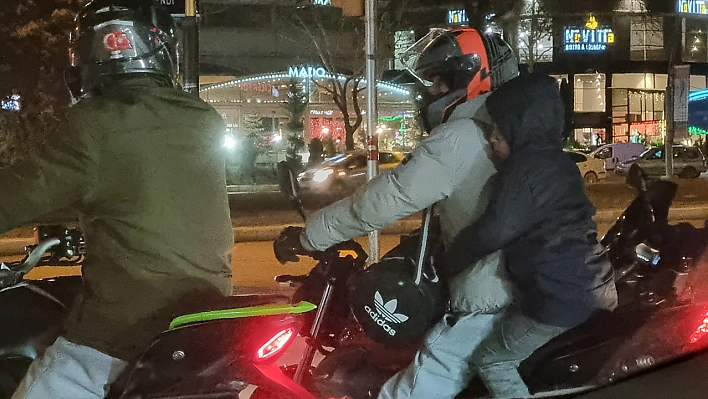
[
  {"left": 288, "top": 65, "right": 329, "bottom": 79},
  {"left": 447, "top": 10, "right": 468, "bottom": 25},
  {"left": 563, "top": 14, "right": 614, "bottom": 52},
  {"left": 678, "top": 0, "right": 708, "bottom": 14}
]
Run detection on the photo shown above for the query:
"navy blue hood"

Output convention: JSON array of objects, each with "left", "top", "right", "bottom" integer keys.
[{"left": 486, "top": 73, "right": 565, "bottom": 152}]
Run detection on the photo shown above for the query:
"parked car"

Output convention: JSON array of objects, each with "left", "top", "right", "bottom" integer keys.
[
  {"left": 589, "top": 142, "right": 647, "bottom": 171},
  {"left": 566, "top": 150, "right": 607, "bottom": 184},
  {"left": 297, "top": 151, "right": 405, "bottom": 198},
  {"left": 615, "top": 145, "right": 707, "bottom": 179}
]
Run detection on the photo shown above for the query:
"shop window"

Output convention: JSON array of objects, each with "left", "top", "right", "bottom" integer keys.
[
  {"left": 517, "top": 0, "right": 552, "bottom": 65},
  {"left": 574, "top": 73, "right": 606, "bottom": 112},
  {"left": 573, "top": 128, "right": 605, "bottom": 147},
  {"left": 630, "top": 16, "right": 664, "bottom": 61},
  {"left": 518, "top": 18, "right": 553, "bottom": 64},
  {"left": 394, "top": 30, "right": 416, "bottom": 70},
  {"left": 685, "top": 19, "right": 708, "bottom": 63}
]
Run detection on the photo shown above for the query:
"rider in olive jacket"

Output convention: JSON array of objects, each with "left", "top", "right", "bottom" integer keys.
[
  {"left": 0, "top": 75, "right": 234, "bottom": 361},
  {"left": 5, "top": 2, "right": 232, "bottom": 398}
]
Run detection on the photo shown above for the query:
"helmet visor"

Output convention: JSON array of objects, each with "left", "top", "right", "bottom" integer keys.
[{"left": 399, "top": 28, "right": 470, "bottom": 87}]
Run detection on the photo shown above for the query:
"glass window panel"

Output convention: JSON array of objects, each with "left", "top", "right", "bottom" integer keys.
[
  {"left": 630, "top": 16, "right": 664, "bottom": 61},
  {"left": 574, "top": 73, "right": 606, "bottom": 112}
]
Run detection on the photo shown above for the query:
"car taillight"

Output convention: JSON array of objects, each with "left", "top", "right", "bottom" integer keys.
[
  {"left": 689, "top": 311, "right": 708, "bottom": 344},
  {"left": 256, "top": 328, "right": 295, "bottom": 361}
]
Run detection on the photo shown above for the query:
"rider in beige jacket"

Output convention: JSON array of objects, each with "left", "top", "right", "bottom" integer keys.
[{"left": 275, "top": 28, "right": 520, "bottom": 399}]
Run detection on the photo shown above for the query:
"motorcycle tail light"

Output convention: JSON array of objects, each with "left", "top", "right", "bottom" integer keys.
[
  {"left": 689, "top": 311, "right": 708, "bottom": 344},
  {"left": 256, "top": 328, "right": 295, "bottom": 361}
]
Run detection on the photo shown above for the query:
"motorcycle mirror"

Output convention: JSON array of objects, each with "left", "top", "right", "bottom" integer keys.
[
  {"left": 626, "top": 164, "right": 648, "bottom": 194},
  {"left": 276, "top": 161, "right": 306, "bottom": 222}
]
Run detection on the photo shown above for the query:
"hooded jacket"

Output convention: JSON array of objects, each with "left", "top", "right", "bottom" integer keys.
[
  {"left": 0, "top": 76, "right": 233, "bottom": 360},
  {"left": 301, "top": 93, "right": 496, "bottom": 251},
  {"left": 444, "top": 73, "right": 617, "bottom": 327}
]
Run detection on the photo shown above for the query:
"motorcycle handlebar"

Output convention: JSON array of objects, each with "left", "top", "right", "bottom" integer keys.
[
  {"left": 18, "top": 238, "right": 62, "bottom": 274},
  {"left": 0, "top": 237, "right": 62, "bottom": 290}
]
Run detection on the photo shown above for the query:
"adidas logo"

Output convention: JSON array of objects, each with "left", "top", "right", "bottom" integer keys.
[{"left": 364, "top": 291, "right": 409, "bottom": 337}]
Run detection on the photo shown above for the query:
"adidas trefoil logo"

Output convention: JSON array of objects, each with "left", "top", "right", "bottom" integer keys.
[{"left": 364, "top": 291, "right": 409, "bottom": 337}]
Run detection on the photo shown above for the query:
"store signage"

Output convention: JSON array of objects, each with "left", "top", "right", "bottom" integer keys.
[
  {"left": 239, "top": 82, "right": 272, "bottom": 94},
  {"left": 678, "top": 0, "right": 707, "bottom": 14},
  {"left": 159, "top": 0, "right": 185, "bottom": 15},
  {"left": 288, "top": 65, "right": 329, "bottom": 79},
  {"left": 310, "top": 109, "right": 335, "bottom": 116},
  {"left": 313, "top": 0, "right": 332, "bottom": 4},
  {"left": 563, "top": 14, "right": 614, "bottom": 52},
  {"left": 447, "top": 9, "right": 468, "bottom": 25}
]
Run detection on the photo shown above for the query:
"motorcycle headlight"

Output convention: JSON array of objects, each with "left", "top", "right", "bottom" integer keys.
[{"left": 312, "top": 168, "right": 334, "bottom": 183}]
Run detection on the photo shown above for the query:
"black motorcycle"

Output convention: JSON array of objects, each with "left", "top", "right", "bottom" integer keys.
[
  {"left": 250, "top": 163, "right": 708, "bottom": 399},
  {"left": 0, "top": 225, "right": 324, "bottom": 399}
]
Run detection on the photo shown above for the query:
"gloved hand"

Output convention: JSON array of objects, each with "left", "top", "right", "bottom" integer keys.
[{"left": 274, "top": 226, "right": 308, "bottom": 264}]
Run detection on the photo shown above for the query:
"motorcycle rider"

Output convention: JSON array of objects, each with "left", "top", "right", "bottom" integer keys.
[
  {"left": 2, "top": 1, "right": 233, "bottom": 398},
  {"left": 275, "top": 27, "right": 519, "bottom": 399},
  {"left": 444, "top": 73, "right": 618, "bottom": 398}
]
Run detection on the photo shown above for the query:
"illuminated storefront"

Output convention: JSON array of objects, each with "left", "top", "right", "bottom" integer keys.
[
  {"left": 530, "top": 7, "right": 708, "bottom": 147},
  {"left": 199, "top": 66, "right": 417, "bottom": 152}
]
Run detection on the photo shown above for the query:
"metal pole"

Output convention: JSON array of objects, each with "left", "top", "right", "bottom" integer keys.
[
  {"left": 182, "top": 0, "right": 199, "bottom": 95},
  {"left": 365, "top": 0, "right": 379, "bottom": 264},
  {"left": 665, "top": 14, "right": 682, "bottom": 178}
]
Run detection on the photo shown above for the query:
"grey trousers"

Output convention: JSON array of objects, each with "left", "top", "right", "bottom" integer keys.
[
  {"left": 11, "top": 337, "right": 127, "bottom": 399},
  {"left": 470, "top": 312, "right": 569, "bottom": 399}
]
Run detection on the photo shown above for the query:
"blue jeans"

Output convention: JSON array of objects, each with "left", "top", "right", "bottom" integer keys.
[
  {"left": 470, "top": 312, "right": 568, "bottom": 399},
  {"left": 11, "top": 337, "right": 127, "bottom": 399},
  {"left": 377, "top": 312, "right": 502, "bottom": 399}
]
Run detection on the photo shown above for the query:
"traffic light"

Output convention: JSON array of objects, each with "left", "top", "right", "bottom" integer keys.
[{"left": 332, "top": 0, "right": 364, "bottom": 17}]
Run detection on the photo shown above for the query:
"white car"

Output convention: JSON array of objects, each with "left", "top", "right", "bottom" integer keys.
[{"left": 566, "top": 150, "right": 607, "bottom": 184}]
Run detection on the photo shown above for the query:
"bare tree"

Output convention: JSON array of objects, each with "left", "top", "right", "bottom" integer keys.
[{"left": 516, "top": 0, "right": 554, "bottom": 71}]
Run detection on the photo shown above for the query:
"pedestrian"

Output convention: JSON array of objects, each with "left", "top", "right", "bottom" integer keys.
[
  {"left": 3, "top": 1, "right": 233, "bottom": 398},
  {"left": 444, "top": 72, "right": 618, "bottom": 398},
  {"left": 274, "top": 27, "right": 520, "bottom": 399}
]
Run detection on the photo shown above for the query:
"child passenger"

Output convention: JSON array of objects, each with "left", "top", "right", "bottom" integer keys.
[{"left": 443, "top": 72, "right": 618, "bottom": 398}]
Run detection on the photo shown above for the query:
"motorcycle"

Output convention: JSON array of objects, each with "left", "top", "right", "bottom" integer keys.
[
  {"left": 0, "top": 225, "right": 326, "bottom": 399},
  {"left": 250, "top": 163, "right": 708, "bottom": 399}
]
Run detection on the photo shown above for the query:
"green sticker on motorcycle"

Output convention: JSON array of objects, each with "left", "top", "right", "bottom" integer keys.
[{"left": 169, "top": 301, "right": 317, "bottom": 329}]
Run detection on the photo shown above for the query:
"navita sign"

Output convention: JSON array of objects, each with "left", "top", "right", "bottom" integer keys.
[
  {"left": 288, "top": 65, "right": 329, "bottom": 79},
  {"left": 563, "top": 14, "right": 615, "bottom": 52}
]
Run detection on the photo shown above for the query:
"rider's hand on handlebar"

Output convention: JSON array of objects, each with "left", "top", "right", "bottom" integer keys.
[{"left": 274, "top": 226, "right": 308, "bottom": 264}]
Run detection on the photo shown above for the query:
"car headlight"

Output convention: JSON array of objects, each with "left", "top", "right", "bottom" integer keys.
[
  {"left": 312, "top": 168, "right": 334, "bottom": 183},
  {"left": 223, "top": 134, "right": 237, "bottom": 150}
]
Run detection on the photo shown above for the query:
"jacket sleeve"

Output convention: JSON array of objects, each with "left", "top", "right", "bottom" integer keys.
[
  {"left": 301, "top": 118, "right": 489, "bottom": 251},
  {"left": 443, "top": 163, "right": 538, "bottom": 277},
  {"left": 0, "top": 106, "right": 97, "bottom": 233}
]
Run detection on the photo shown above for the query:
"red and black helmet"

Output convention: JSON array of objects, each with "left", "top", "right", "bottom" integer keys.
[{"left": 400, "top": 28, "right": 518, "bottom": 131}]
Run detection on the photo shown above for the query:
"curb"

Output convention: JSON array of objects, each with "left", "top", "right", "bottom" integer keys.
[
  {"left": 2, "top": 206, "right": 707, "bottom": 257},
  {"left": 227, "top": 184, "right": 279, "bottom": 194}
]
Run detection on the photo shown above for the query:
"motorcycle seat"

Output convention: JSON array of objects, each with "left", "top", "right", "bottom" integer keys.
[{"left": 182, "top": 294, "right": 291, "bottom": 314}]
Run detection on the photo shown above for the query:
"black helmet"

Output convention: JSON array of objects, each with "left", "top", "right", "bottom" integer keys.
[
  {"left": 348, "top": 257, "right": 447, "bottom": 347},
  {"left": 400, "top": 28, "right": 519, "bottom": 132},
  {"left": 67, "top": 0, "right": 178, "bottom": 99}
]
